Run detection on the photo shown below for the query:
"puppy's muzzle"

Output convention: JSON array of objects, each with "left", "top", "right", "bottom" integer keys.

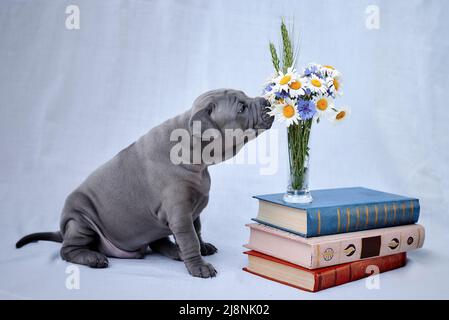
[{"left": 256, "top": 98, "right": 274, "bottom": 130}]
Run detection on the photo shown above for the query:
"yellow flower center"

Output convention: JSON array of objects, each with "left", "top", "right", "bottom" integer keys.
[
  {"left": 336, "top": 111, "right": 346, "bottom": 120},
  {"left": 324, "top": 65, "right": 335, "bottom": 70},
  {"left": 311, "top": 79, "right": 322, "bottom": 88},
  {"left": 316, "top": 98, "right": 328, "bottom": 111},
  {"left": 279, "top": 75, "right": 291, "bottom": 85},
  {"left": 283, "top": 105, "right": 295, "bottom": 118},
  {"left": 289, "top": 81, "right": 302, "bottom": 90},
  {"left": 333, "top": 79, "right": 340, "bottom": 91}
]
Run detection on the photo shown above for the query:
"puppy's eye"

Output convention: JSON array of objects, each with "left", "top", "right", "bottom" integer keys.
[{"left": 238, "top": 104, "right": 247, "bottom": 114}]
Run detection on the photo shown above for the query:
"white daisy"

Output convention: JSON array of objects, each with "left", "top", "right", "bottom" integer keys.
[
  {"left": 330, "top": 106, "right": 351, "bottom": 124},
  {"left": 326, "top": 72, "right": 343, "bottom": 97},
  {"left": 268, "top": 98, "right": 301, "bottom": 127},
  {"left": 273, "top": 67, "right": 297, "bottom": 93},
  {"left": 288, "top": 76, "right": 307, "bottom": 98},
  {"left": 314, "top": 95, "right": 334, "bottom": 119},
  {"left": 308, "top": 74, "right": 327, "bottom": 94},
  {"left": 321, "top": 65, "right": 339, "bottom": 78}
]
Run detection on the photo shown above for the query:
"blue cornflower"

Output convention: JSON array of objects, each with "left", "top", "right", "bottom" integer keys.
[
  {"left": 303, "top": 88, "right": 313, "bottom": 99},
  {"left": 264, "top": 83, "right": 274, "bottom": 93},
  {"left": 296, "top": 99, "right": 317, "bottom": 120},
  {"left": 275, "top": 90, "right": 289, "bottom": 99},
  {"left": 304, "top": 64, "right": 322, "bottom": 77}
]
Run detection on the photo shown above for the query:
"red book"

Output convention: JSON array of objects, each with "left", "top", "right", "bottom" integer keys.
[{"left": 243, "top": 250, "right": 407, "bottom": 292}]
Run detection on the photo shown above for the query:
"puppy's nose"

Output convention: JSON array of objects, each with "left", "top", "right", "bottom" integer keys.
[
  {"left": 261, "top": 109, "right": 274, "bottom": 128},
  {"left": 257, "top": 98, "right": 274, "bottom": 129}
]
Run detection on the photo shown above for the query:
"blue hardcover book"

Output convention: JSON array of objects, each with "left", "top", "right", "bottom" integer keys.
[{"left": 252, "top": 187, "right": 420, "bottom": 238}]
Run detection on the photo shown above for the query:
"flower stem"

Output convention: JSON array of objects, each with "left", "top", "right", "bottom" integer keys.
[{"left": 287, "top": 119, "right": 313, "bottom": 190}]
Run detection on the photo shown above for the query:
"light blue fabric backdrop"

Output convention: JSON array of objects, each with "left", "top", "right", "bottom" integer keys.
[{"left": 1, "top": 0, "right": 448, "bottom": 299}]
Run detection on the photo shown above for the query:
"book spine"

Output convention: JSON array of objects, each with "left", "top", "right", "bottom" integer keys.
[
  {"left": 314, "top": 253, "right": 407, "bottom": 292},
  {"left": 307, "top": 199, "right": 420, "bottom": 237},
  {"left": 310, "top": 224, "right": 423, "bottom": 268}
]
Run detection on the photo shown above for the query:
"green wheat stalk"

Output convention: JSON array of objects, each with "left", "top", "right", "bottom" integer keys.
[
  {"left": 269, "top": 42, "right": 280, "bottom": 73},
  {"left": 281, "top": 20, "right": 294, "bottom": 72}
]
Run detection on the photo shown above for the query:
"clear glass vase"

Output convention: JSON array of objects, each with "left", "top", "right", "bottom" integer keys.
[{"left": 283, "top": 120, "right": 313, "bottom": 204}]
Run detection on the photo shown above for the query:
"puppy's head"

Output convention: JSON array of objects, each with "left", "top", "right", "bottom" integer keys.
[
  {"left": 189, "top": 89, "right": 273, "bottom": 134},
  {"left": 188, "top": 89, "right": 274, "bottom": 163}
]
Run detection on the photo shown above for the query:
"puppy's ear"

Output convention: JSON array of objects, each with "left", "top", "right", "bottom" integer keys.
[{"left": 189, "top": 102, "right": 218, "bottom": 138}]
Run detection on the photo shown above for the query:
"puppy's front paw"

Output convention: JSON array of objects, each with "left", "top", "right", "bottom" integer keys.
[
  {"left": 185, "top": 258, "right": 217, "bottom": 278},
  {"left": 201, "top": 242, "right": 218, "bottom": 256}
]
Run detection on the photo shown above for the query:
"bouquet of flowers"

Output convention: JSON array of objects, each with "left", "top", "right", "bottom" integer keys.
[
  {"left": 263, "top": 63, "right": 348, "bottom": 125},
  {"left": 264, "top": 21, "right": 349, "bottom": 203}
]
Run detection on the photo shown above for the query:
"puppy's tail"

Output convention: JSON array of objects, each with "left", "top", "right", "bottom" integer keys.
[{"left": 16, "top": 231, "right": 63, "bottom": 248}]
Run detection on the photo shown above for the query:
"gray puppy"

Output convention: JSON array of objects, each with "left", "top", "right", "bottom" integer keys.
[{"left": 16, "top": 89, "right": 273, "bottom": 278}]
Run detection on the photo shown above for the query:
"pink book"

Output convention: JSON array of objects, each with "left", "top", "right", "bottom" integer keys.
[{"left": 244, "top": 223, "right": 424, "bottom": 269}]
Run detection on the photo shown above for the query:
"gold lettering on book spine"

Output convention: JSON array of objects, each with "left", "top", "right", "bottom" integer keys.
[
  {"left": 337, "top": 208, "right": 341, "bottom": 233},
  {"left": 384, "top": 204, "right": 388, "bottom": 225},
  {"left": 317, "top": 210, "right": 321, "bottom": 236},
  {"left": 402, "top": 202, "right": 406, "bottom": 222},
  {"left": 356, "top": 207, "right": 360, "bottom": 230},
  {"left": 393, "top": 203, "right": 397, "bottom": 224},
  {"left": 365, "top": 206, "right": 369, "bottom": 228},
  {"left": 410, "top": 201, "right": 414, "bottom": 222},
  {"left": 346, "top": 208, "right": 351, "bottom": 232},
  {"left": 374, "top": 205, "right": 379, "bottom": 226}
]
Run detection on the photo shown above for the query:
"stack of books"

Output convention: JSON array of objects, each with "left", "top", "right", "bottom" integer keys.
[{"left": 243, "top": 187, "right": 425, "bottom": 292}]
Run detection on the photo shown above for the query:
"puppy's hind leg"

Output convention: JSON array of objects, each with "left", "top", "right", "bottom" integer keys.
[
  {"left": 60, "top": 219, "right": 109, "bottom": 268},
  {"left": 149, "top": 237, "right": 181, "bottom": 261}
]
